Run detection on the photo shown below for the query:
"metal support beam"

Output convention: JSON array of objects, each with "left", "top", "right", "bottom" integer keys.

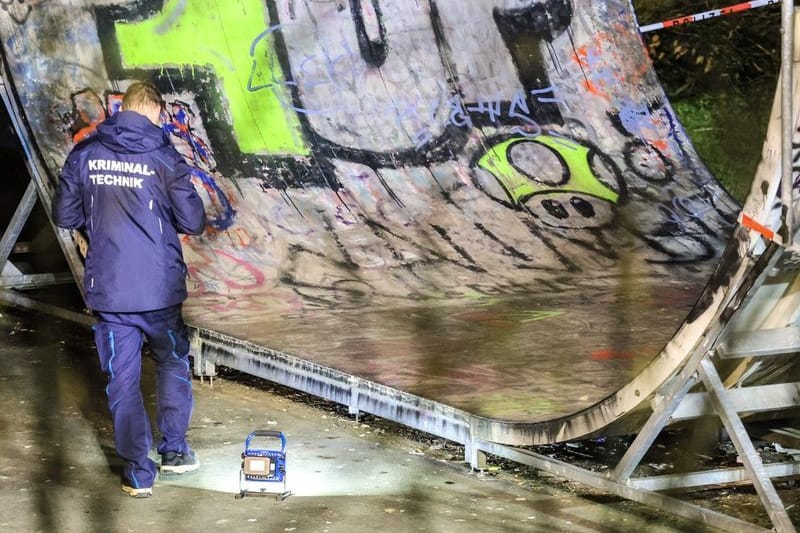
[
  {"left": 189, "top": 327, "right": 216, "bottom": 386},
  {"left": 194, "top": 327, "right": 474, "bottom": 447},
  {"left": 476, "top": 440, "right": 768, "bottom": 533},
  {"left": 0, "top": 179, "right": 36, "bottom": 270},
  {"left": 0, "top": 272, "right": 75, "bottom": 289},
  {"left": 0, "top": 180, "right": 75, "bottom": 290},
  {"left": 0, "top": 288, "right": 93, "bottom": 326},
  {"left": 699, "top": 358, "right": 795, "bottom": 533},
  {"left": 718, "top": 327, "right": 800, "bottom": 359},
  {"left": 0, "top": 180, "right": 74, "bottom": 289},
  {"left": 781, "top": 1, "right": 795, "bottom": 241},
  {"left": 0, "top": 71, "right": 86, "bottom": 303},
  {"left": 670, "top": 382, "right": 800, "bottom": 422},
  {"left": 630, "top": 462, "right": 800, "bottom": 492},
  {"left": 611, "top": 368, "right": 699, "bottom": 482},
  {"left": 2, "top": 261, "right": 22, "bottom": 277},
  {"left": 603, "top": 242, "right": 799, "bottom": 529},
  {"left": 608, "top": 249, "right": 779, "bottom": 483}
]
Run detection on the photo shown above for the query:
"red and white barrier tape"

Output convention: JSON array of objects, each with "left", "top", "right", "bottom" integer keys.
[{"left": 639, "top": 0, "right": 780, "bottom": 33}]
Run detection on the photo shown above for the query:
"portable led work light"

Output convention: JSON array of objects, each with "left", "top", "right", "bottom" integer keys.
[{"left": 235, "top": 430, "right": 291, "bottom": 500}]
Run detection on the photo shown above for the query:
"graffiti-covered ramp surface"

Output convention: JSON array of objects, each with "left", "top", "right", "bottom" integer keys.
[{"left": 1, "top": 1, "right": 753, "bottom": 440}]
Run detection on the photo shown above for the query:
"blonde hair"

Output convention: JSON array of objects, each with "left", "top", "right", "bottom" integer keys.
[{"left": 122, "top": 81, "right": 163, "bottom": 114}]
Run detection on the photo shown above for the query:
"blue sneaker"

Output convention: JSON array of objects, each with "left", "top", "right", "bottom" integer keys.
[{"left": 160, "top": 450, "right": 200, "bottom": 474}]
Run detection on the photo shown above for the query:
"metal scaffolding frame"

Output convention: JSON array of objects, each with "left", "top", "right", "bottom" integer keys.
[
  {"left": 0, "top": 62, "right": 85, "bottom": 296},
  {"left": 473, "top": 239, "right": 800, "bottom": 533}
]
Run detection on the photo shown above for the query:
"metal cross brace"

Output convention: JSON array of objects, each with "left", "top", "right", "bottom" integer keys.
[
  {"left": 0, "top": 70, "right": 85, "bottom": 297},
  {"left": 605, "top": 242, "right": 798, "bottom": 532}
]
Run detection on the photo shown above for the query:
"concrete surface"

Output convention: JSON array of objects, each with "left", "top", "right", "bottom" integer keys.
[{"left": 0, "top": 302, "right": 722, "bottom": 533}]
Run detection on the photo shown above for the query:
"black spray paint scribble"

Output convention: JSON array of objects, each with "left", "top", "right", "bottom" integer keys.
[
  {"left": 1, "top": 0, "right": 33, "bottom": 25},
  {"left": 84, "top": 0, "right": 735, "bottom": 266}
]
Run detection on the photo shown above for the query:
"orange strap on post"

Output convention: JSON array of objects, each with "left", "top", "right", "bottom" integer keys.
[{"left": 739, "top": 212, "right": 782, "bottom": 244}]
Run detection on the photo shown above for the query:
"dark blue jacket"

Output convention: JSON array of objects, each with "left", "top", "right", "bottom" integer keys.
[{"left": 54, "top": 110, "right": 205, "bottom": 312}]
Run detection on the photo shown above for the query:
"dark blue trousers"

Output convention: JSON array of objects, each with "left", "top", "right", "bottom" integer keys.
[{"left": 94, "top": 304, "right": 194, "bottom": 489}]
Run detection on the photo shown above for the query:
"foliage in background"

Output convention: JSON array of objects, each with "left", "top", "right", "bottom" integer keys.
[
  {"left": 632, "top": 0, "right": 781, "bottom": 203},
  {"left": 671, "top": 91, "right": 774, "bottom": 202}
]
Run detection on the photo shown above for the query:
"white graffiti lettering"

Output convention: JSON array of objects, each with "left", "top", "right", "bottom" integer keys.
[
  {"left": 89, "top": 174, "right": 144, "bottom": 189},
  {"left": 88, "top": 159, "right": 153, "bottom": 176}
]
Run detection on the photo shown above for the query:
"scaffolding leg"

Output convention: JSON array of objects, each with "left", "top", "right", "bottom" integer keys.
[
  {"left": 0, "top": 180, "right": 36, "bottom": 272},
  {"left": 699, "top": 358, "right": 795, "bottom": 533}
]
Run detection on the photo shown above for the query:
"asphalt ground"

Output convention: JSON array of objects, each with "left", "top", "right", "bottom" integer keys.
[{"left": 0, "top": 301, "right": 750, "bottom": 533}]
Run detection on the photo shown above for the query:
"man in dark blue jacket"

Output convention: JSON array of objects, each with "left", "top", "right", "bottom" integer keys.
[{"left": 54, "top": 81, "right": 206, "bottom": 498}]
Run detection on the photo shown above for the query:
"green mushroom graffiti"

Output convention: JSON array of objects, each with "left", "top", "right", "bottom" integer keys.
[{"left": 476, "top": 135, "right": 624, "bottom": 229}]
